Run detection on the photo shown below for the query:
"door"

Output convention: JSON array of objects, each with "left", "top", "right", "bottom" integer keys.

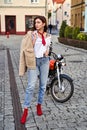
[{"left": 5, "top": 16, "right": 16, "bottom": 34}]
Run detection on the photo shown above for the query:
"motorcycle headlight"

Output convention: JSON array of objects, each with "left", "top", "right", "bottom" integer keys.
[
  {"left": 57, "top": 54, "right": 63, "bottom": 61},
  {"left": 61, "top": 58, "right": 66, "bottom": 66}
]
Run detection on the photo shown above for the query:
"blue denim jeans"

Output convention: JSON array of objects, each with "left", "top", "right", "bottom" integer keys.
[
  {"left": 24, "top": 57, "right": 49, "bottom": 108},
  {"left": 24, "top": 69, "right": 37, "bottom": 108},
  {"left": 36, "top": 57, "right": 49, "bottom": 104}
]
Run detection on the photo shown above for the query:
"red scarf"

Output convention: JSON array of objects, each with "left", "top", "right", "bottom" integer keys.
[{"left": 38, "top": 32, "right": 46, "bottom": 46}]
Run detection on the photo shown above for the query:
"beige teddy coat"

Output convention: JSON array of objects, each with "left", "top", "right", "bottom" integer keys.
[{"left": 19, "top": 31, "right": 36, "bottom": 76}]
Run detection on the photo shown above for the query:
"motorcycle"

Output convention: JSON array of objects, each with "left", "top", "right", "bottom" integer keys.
[{"left": 46, "top": 43, "right": 74, "bottom": 103}]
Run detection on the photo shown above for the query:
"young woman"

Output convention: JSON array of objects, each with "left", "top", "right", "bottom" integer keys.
[{"left": 19, "top": 15, "right": 51, "bottom": 124}]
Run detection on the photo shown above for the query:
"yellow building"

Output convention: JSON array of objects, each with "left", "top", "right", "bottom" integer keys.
[
  {"left": 71, "top": 0, "right": 85, "bottom": 31},
  {"left": 0, "top": 0, "right": 47, "bottom": 35}
]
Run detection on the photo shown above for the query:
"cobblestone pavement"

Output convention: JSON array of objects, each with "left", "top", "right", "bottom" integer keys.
[{"left": 0, "top": 35, "right": 87, "bottom": 130}]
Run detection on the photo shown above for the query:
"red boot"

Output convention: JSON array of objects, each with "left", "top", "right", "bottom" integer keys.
[
  {"left": 37, "top": 104, "right": 43, "bottom": 116},
  {"left": 20, "top": 108, "right": 28, "bottom": 124}
]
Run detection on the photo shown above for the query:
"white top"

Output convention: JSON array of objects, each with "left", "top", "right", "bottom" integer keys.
[{"left": 33, "top": 31, "right": 51, "bottom": 58}]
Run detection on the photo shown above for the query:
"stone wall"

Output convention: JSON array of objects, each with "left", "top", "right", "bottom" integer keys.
[{"left": 58, "top": 37, "right": 87, "bottom": 50}]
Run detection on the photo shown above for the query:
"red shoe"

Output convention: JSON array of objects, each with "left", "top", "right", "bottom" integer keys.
[
  {"left": 20, "top": 108, "right": 28, "bottom": 124},
  {"left": 37, "top": 104, "right": 43, "bottom": 116}
]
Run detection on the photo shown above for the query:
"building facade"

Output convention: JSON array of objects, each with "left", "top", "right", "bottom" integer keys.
[
  {"left": 71, "top": 0, "right": 85, "bottom": 31},
  {"left": 85, "top": 0, "right": 87, "bottom": 32},
  {"left": 0, "top": 0, "right": 47, "bottom": 35},
  {"left": 47, "top": 0, "right": 71, "bottom": 31},
  {"left": 56, "top": 0, "right": 71, "bottom": 30}
]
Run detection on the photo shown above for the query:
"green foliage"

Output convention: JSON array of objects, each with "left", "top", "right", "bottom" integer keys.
[
  {"left": 85, "top": 35, "right": 87, "bottom": 41},
  {"left": 77, "top": 33, "right": 87, "bottom": 41},
  {"left": 59, "top": 21, "right": 67, "bottom": 37},
  {"left": 59, "top": 22, "right": 87, "bottom": 42},
  {"left": 64, "top": 26, "right": 73, "bottom": 39},
  {"left": 72, "top": 27, "right": 80, "bottom": 39}
]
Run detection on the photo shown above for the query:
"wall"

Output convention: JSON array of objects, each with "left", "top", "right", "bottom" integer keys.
[
  {"left": 71, "top": 0, "right": 85, "bottom": 30},
  {"left": 0, "top": 0, "right": 46, "bottom": 34},
  {"left": 56, "top": 0, "right": 71, "bottom": 31}
]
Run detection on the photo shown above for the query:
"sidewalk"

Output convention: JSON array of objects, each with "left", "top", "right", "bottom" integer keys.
[
  {"left": 0, "top": 34, "right": 87, "bottom": 130},
  {"left": 48, "top": 28, "right": 59, "bottom": 35}
]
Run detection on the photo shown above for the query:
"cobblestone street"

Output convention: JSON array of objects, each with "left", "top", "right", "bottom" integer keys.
[{"left": 0, "top": 35, "right": 87, "bottom": 130}]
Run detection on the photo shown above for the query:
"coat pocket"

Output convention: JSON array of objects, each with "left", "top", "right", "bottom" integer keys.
[
  {"left": 24, "top": 49, "right": 35, "bottom": 67},
  {"left": 25, "top": 49, "right": 34, "bottom": 57}
]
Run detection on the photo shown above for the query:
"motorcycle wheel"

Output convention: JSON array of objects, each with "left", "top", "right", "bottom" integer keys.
[{"left": 51, "top": 74, "right": 74, "bottom": 103}]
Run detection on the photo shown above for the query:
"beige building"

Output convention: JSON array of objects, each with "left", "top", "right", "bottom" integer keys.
[
  {"left": 71, "top": 0, "right": 85, "bottom": 31},
  {"left": 47, "top": 0, "right": 71, "bottom": 30},
  {"left": 56, "top": 0, "right": 71, "bottom": 30},
  {"left": 0, "top": 0, "right": 47, "bottom": 35}
]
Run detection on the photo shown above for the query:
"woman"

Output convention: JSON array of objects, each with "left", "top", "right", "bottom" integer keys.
[{"left": 19, "top": 15, "right": 51, "bottom": 124}]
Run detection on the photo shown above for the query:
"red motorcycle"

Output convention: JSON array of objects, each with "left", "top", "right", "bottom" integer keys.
[{"left": 46, "top": 44, "right": 74, "bottom": 103}]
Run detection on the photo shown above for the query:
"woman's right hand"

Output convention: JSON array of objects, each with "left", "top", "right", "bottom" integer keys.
[{"left": 32, "top": 31, "right": 37, "bottom": 46}]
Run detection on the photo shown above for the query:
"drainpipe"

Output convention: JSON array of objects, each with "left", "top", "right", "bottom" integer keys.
[
  {"left": 45, "top": 0, "right": 47, "bottom": 18},
  {"left": 85, "top": 0, "right": 87, "bottom": 32},
  {"left": 80, "top": 0, "right": 83, "bottom": 31}
]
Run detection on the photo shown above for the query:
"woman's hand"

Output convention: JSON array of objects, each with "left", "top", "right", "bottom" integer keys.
[
  {"left": 44, "top": 50, "right": 49, "bottom": 57},
  {"left": 32, "top": 32, "right": 37, "bottom": 46}
]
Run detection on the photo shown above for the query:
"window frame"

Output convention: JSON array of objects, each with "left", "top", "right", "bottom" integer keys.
[
  {"left": 64, "top": 11, "right": 67, "bottom": 16},
  {"left": 31, "top": 0, "right": 39, "bottom": 4},
  {"left": 4, "top": 0, "right": 12, "bottom": 4}
]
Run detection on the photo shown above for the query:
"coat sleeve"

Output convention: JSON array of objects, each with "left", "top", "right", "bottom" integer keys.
[{"left": 19, "top": 38, "right": 27, "bottom": 76}]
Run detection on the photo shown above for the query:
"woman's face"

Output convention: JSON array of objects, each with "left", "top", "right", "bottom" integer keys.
[{"left": 35, "top": 18, "right": 45, "bottom": 31}]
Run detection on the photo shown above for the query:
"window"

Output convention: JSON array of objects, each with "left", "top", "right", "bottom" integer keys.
[
  {"left": 31, "top": 0, "right": 39, "bottom": 3},
  {"left": 67, "top": 3, "right": 70, "bottom": 7},
  {"left": 59, "top": 6, "right": 61, "bottom": 9},
  {"left": 64, "top": 11, "right": 67, "bottom": 16},
  {"left": 25, "top": 16, "right": 36, "bottom": 31},
  {"left": 4, "top": 0, "right": 12, "bottom": 3}
]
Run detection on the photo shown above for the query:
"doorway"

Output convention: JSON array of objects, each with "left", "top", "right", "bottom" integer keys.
[{"left": 5, "top": 16, "right": 16, "bottom": 34}]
